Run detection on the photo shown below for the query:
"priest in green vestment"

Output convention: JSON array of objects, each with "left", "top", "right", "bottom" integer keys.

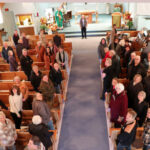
[{"left": 55, "top": 8, "right": 63, "bottom": 29}]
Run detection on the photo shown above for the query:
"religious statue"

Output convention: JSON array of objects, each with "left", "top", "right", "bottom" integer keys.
[{"left": 55, "top": 7, "right": 63, "bottom": 30}]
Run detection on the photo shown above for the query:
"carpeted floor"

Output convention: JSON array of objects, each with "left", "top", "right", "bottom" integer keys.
[{"left": 58, "top": 37, "right": 109, "bottom": 150}]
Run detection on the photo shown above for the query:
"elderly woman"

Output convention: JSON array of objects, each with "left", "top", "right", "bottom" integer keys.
[
  {"left": 127, "top": 74, "right": 144, "bottom": 108},
  {"left": 13, "top": 76, "right": 30, "bottom": 110},
  {"left": 36, "top": 41, "right": 46, "bottom": 62},
  {"left": 8, "top": 50, "right": 18, "bottom": 71},
  {"left": 30, "top": 65, "right": 42, "bottom": 92},
  {"left": 110, "top": 83, "right": 128, "bottom": 127},
  {"left": 101, "top": 58, "right": 113, "bottom": 100},
  {"left": 134, "top": 91, "right": 148, "bottom": 127},
  {"left": 29, "top": 115, "right": 53, "bottom": 150},
  {"left": 0, "top": 111, "right": 17, "bottom": 150}
]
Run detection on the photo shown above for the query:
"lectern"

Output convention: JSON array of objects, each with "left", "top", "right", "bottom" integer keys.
[
  {"left": 112, "top": 12, "right": 121, "bottom": 28},
  {"left": 0, "top": 31, "right": 6, "bottom": 46}
]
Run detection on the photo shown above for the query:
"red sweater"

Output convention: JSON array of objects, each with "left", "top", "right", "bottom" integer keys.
[
  {"left": 110, "top": 90, "right": 128, "bottom": 125},
  {"left": 102, "top": 51, "right": 111, "bottom": 64}
]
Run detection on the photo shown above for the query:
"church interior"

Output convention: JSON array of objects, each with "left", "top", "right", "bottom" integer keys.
[{"left": 0, "top": 1, "right": 150, "bottom": 150}]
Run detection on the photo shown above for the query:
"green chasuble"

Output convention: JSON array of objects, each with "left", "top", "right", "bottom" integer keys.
[{"left": 55, "top": 10, "right": 63, "bottom": 28}]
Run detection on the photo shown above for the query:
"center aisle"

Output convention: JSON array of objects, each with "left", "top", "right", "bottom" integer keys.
[{"left": 58, "top": 37, "right": 109, "bottom": 150}]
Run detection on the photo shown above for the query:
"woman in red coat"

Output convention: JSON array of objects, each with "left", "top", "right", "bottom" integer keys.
[
  {"left": 36, "top": 41, "right": 46, "bottom": 62},
  {"left": 110, "top": 83, "right": 128, "bottom": 128}
]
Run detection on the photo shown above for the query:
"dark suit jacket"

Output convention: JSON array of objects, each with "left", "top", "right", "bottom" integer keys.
[{"left": 80, "top": 18, "right": 87, "bottom": 28}]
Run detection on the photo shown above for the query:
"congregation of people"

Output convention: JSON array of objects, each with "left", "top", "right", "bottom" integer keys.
[
  {"left": 98, "top": 24, "right": 150, "bottom": 150},
  {"left": 0, "top": 29, "right": 70, "bottom": 150}
]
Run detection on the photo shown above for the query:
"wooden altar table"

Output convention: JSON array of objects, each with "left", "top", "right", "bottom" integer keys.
[{"left": 75, "top": 10, "right": 98, "bottom": 24}]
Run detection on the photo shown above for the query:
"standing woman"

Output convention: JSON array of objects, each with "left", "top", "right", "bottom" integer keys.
[
  {"left": 9, "top": 85, "right": 23, "bottom": 129},
  {"left": 8, "top": 50, "right": 18, "bottom": 71},
  {"left": 44, "top": 47, "right": 55, "bottom": 70},
  {"left": 36, "top": 41, "right": 46, "bottom": 62},
  {"left": 101, "top": 58, "right": 113, "bottom": 100},
  {"left": 98, "top": 38, "right": 107, "bottom": 63}
]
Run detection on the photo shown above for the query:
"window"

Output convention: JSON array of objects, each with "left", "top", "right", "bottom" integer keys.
[{"left": 0, "top": 9, "right": 3, "bottom": 24}]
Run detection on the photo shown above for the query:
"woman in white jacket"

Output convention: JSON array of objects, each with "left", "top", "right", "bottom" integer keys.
[{"left": 9, "top": 85, "right": 23, "bottom": 129}]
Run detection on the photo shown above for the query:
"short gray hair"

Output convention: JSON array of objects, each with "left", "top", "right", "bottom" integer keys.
[{"left": 115, "top": 83, "right": 124, "bottom": 94}]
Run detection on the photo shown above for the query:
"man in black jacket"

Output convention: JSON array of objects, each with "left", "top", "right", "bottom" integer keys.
[
  {"left": 20, "top": 49, "right": 33, "bottom": 80},
  {"left": 30, "top": 65, "right": 42, "bottom": 92},
  {"left": 1, "top": 41, "right": 14, "bottom": 63},
  {"left": 128, "top": 55, "right": 147, "bottom": 80},
  {"left": 13, "top": 30, "right": 19, "bottom": 46}
]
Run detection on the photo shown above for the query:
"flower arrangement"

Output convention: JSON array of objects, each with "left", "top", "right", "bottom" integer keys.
[
  {"left": 48, "top": 24, "right": 58, "bottom": 32},
  {"left": 123, "top": 11, "right": 133, "bottom": 29},
  {"left": 40, "top": 17, "right": 47, "bottom": 25}
]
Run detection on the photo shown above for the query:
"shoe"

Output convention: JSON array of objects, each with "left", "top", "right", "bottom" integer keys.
[{"left": 82, "top": 37, "right": 84, "bottom": 39}]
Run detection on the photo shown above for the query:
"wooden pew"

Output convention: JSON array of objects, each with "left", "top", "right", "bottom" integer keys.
[
  {"left": 0, "top": 81, "right": 33, "bottom": 90},
  {"left": 0, "top": 62, "right": 45, "bottom": 72},
  {"left": 28, "top": 34, "right": 66, "bottom": 49},
  {"left": 119, "top": 67, "right": 127, "bottom": 78},
  {"left": 106, "top": 31, "right": 139, "bottom": 38},
  {"left": 0, "top": 93, "right": 62, "bottom": 108},
  {"left": 0, "top": 69, "right": 67, "bottom": 81},
  {"left": 109, "top": 127, "right": 144, "bottom": 149},
  {"left": 16, "top": 129, "right": 57, "bottom": 148}
]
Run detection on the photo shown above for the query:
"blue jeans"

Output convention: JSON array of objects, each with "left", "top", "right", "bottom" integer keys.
[
  {"left": 47, "top": 120, "right": 54, "bottom": 130},
  {"left": 117, "top": 143, "right": 131, "bottom": 150},
  {"left": 0, "top": 145, "right": 16, "bottom": 150}
]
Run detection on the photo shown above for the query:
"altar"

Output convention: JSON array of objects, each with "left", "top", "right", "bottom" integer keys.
[{"left": 75, "top": 10, "right": 98, "bottom": 24}]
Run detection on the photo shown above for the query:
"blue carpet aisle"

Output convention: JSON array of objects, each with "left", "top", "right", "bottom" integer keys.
[{"left": 58, "top": 37, "right": 109, "bottom": 150}]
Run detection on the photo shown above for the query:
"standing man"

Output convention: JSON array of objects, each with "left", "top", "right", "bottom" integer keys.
[
  {"left": 110, "top": 24, "right": 117, "bottom": 49},
  {"left": 55, "top": 7, "right": 63, "bottom": 30},
  {"left": 80, "top": 15, "right": 87, "bottom": 39}
]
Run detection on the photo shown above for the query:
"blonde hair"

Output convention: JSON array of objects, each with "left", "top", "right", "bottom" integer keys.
[
  {"left": 105, "top": 58, "right": 112, "bottom": 65},
  {"left": 13, "top": 76, "right": 21, "bottom": 82},
  {"left": 8, "top": 50, "right": 13, "bottom": 56},
  {"left": 138, "top": 91, "right": 146, "bottom": 100}
]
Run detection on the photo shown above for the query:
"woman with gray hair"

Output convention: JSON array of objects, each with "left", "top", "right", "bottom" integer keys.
[
  {"left": 29, "top": 115, "right": 53, "bottom": 150},
  {"left": 110, "top": 83, "right": 128, "bottom": 127},
  {"left": 0, "top": 111, "right": 17, "bottom": 150}
]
